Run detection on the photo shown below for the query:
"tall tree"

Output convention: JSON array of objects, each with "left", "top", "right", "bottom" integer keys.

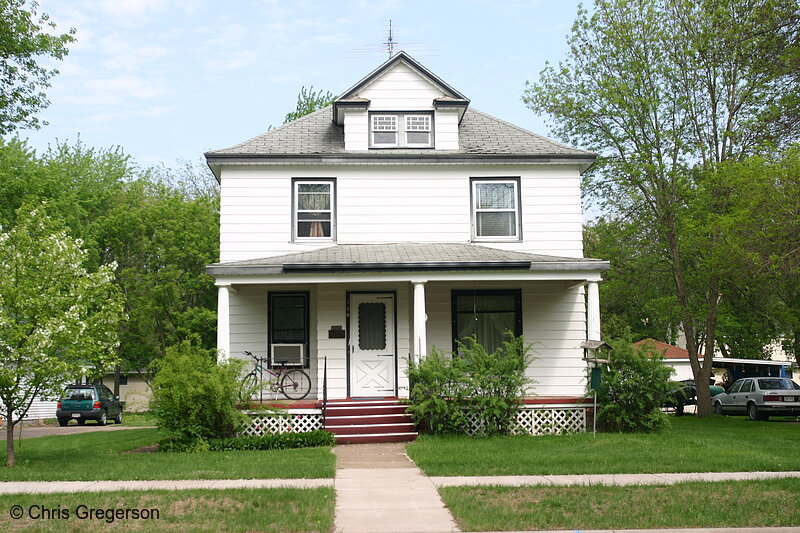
[
  {"left": 0, "top": 0, "right": 75, "bottom": 133},
  {"left": 0, "top": 206, "right": 124, "bottom": 466},
  {"left": 284, "top": 86, "right": 335, "bottom": 123},
  {"left": 525, "top": 0, "right": 800, "bottom": 415},
  {"left": 0, "top": 139, "right": 219, "bottom": 393}
]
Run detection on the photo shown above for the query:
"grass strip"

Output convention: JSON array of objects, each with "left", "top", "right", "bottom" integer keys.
[
  {"left": 0, "top": 487, "right": 334, "bottom": 532},
  {"left": 0, "top": 429, "right": 335, "bottom": 481},
  {"left": 440, "top": 478, "right": 800, "bottom": 531},
  {"left": 408, "top": 415, "right": 800, "bottom": 476}
]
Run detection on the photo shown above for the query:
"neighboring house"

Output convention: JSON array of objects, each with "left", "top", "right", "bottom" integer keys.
[
  {"left": 636, "top": 339, "right": 794, "bottom": 385},
  {"left": 205, "top": 51, "right": 609, "bottom": 406},
  {"left": 99, "top": 371, "right": 151, "bottom": 412}
]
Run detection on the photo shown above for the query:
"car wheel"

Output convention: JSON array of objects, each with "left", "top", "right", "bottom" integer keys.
[
  {"left": 714, "top": 402, "right": 724, "bottom": 416},
  {"left": 114, "top": 410, "right": 123, "bottom": 424},
  {"left": 77, "top": 419, "right": 86, "bottom": 426},
  {"left": 747, "top": 403, "right": 761, "bottom": 421},
  {"left": 58, "top": 418, "right": 68, "bottom": 427},
  {"left": 97, "top": 410, "right": 107, "bottom": 426}
]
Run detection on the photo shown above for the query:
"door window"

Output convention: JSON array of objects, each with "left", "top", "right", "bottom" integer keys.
[{"left": 358, "top": 302, "right": 387, "bottom": 350}]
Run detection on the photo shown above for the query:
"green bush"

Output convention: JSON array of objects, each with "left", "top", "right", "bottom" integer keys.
[
  {"left": 151, "top": 340, "right": 249, "bottom": 446},
  {"left": 597, "top": 338, "right": 674, "bottom": 433},
  {"left": 408, "top": 335, "right": 534, "bottom": 436},
  {"left": 158, "top": 430, "right": 335, "bottom": 452}
]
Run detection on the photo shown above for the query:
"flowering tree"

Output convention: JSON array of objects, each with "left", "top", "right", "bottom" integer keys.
[{"left": 0, "top": 206, "right": 124, "bottom": 466}]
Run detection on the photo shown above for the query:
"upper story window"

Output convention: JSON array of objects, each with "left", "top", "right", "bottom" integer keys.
[
  {"left": 471, "top": 178, "right": 521, "bottom": 241},
  {"left": 370, "top": 113, "right": 432, "bottom": 148},
  {"left": 293, "top": 179, "right": 335, "bottom": 241}
]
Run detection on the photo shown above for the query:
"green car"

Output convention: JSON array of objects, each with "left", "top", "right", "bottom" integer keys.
[{"left": 56, "top": 384, "right": 124, "bottom": 426}]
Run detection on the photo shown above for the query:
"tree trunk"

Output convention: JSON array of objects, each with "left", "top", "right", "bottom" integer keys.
[
  {"left": 664, "top": 214, "right": 716, "bottom": 418},
  {"left": 114, "top": 365, "right": 121, "bottom": 397},
  {"left": 5, "top": 410, "right": 15, "bottom": 467}
]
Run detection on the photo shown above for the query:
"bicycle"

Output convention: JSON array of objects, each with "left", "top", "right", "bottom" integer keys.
[{"left": 241, "top": 350, "right": 312, "bottom": 400}]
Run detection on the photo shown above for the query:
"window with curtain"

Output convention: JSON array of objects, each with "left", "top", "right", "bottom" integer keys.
[
  {"left": 294, "top": 179, "right": 334, "bottom": 240},
  {"left": 471, "top": 178, "right": 520, "bottom": 241},
  {"left": 451, "top": 290, "right": 522, "bottom": 354}
]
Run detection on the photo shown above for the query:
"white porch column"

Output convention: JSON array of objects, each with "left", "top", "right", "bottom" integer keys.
[
  {"left": 587, "top": 281, "right": 601, "bottom": 341},
  {"left": 412, "top": 280, "right": 428, "bottom": 363},
  {"left": 216, "top": 284, "right": 232, "bottom": 362}
]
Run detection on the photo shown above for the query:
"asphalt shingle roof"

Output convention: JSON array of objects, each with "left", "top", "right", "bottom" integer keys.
[
  {"left": 205, "top": 107, "right": 592, "bottom": 158},
  {"left": 207, "top": 243, "right": 609, "bottom": 276}
]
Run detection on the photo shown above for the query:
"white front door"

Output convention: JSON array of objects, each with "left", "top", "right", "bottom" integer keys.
[{"left": 349, "top": 293, "right": 396, "bottom": 397}]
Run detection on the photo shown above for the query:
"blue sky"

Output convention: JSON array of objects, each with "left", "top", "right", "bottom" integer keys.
[{"left": 22, "top": 0, "right": 585, "bottom": 168}]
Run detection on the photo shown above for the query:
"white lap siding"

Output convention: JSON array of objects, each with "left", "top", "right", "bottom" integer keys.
[{"left": 218, "top": 164, "right": 584, "bottom": 262}]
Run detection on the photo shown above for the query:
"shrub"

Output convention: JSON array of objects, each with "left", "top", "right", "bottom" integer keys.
[
  {"left": 151, "top": 340, "right": 249, "bottom": 445},
  {"left": 407, "top": 334, "right": 534, "bottom": 436},
  {"left": 597, "top": 337, "right": 674, "bottom": 433},
  {"left": 158, "top": 429, "right": 335, "bottom": 452}
]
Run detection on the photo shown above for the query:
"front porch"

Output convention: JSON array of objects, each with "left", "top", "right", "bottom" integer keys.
[{"left": 210, "top": 243, "right": 609, "bottom": 404}]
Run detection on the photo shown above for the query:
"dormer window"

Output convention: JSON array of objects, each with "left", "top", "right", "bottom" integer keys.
[{"left": 370, "top": 113, "right": 432, "bottom": 148}]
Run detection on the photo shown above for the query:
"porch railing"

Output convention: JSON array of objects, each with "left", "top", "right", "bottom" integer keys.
[{"left": 321, "top": 356, "right": 328, "bottom": 427}]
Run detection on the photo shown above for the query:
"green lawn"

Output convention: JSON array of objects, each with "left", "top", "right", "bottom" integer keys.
[
  {"left": 407, "top": 415, "right": 800, "bottom": 476},
  {"left": 0, "top": 487, "right": 334, "bottom": 532},
  {"left": 440, "top": 478, "right": 800, "bottom": 531},
  {"left": 0, "top": 429, "right": 335, "bottom": 481}
]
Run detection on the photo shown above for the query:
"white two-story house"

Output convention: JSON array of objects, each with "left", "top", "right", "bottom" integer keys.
[{"left": 206, "top": 51, "right": 608, "bottom": 407}]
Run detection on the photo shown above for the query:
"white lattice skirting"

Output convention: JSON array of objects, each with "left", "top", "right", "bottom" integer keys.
[
  {"left": 241, "top": 406, "right": 586, "bottom": 437},
  {"left": 241, "top": 409, "right": 323, "bottom": 437},
  {"left": 511, "top": 407, "right": 586, "bottom": 435},
  {"left": 462, "top": 406, "right": 586, "bottom": 436}
]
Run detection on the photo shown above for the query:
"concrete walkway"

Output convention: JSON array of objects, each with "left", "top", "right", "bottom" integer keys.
[
  {"left": 0, "top": 478, "right": 331, "bottom": 495},
  {"left": 334, "top": 442, "right": 461, "bottom": 533},
  {"left": 433, "top": 470, "right": 800, "bottom": 488}
]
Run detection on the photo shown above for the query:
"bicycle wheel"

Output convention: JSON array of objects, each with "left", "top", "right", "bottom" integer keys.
[
  {"left": 280, "top": 370, "right": 312, "bottom": 400},
  {"left": 239, "top": 372, "right": 258, "bottom": 402}
]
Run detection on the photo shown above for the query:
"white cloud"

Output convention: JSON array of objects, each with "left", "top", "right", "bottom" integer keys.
[
  {"left": 65, "top": 76, "right": 167, "bottom": 106},
  {"left": 100, "top": 41, "right": 170, "bottom": 71},
  {"left": 204, "top": 50, "right": 260, "bottom": 71},
  {"left": 82, "top": 105, "right": 175, "bottom": 126},
  {"left": 93, "top": 0, "right": 169, "bottom": 20}
]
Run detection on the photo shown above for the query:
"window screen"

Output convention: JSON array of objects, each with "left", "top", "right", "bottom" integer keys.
[
  {"left": 358, "top": 302, "right": 387, "bottom": 350},
  {"left": 472, "top": 180, "right": 520, "bottom": 240},
  {"left": 294, "top": 180, "right": 334, "bottom": 239}
]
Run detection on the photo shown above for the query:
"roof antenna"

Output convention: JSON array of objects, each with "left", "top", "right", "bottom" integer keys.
[{"left": 384, "top": 20, "right": 396, "bottom": 57}]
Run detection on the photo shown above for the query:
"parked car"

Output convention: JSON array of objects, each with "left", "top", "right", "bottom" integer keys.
[
  {"left": 664, "top": 379, "right": 726, "bottom": 415},
  {"left": 712, "top": 377, "right": 800, "bottom": 421},
  {"left": 56, "top": 384, "right": 123, "bottom": 426},
  {"left": 664, "top": 380, "right": 697, "bottom": 416}
]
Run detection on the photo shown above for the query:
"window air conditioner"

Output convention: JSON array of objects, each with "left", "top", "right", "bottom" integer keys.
[{"left": 270, "top": 344, "right": 304, "bottom": 367}]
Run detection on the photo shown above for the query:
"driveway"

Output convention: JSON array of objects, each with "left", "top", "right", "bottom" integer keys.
[{"left": 0, "top": 425, "right": 153, "bottom": 440}]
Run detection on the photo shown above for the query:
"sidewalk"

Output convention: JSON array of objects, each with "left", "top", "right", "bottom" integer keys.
[{"left": 334, "top": 442, "right": 460, "bottom": 533}]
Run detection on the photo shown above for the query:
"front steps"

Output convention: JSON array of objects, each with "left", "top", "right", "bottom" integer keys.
[{"left": 324, "top": 399, "right": 417, "bottom": 444}]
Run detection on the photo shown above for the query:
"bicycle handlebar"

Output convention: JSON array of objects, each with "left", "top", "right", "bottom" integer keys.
[{"left": 243, "top": 350, "right": 268, "bottom": 363}]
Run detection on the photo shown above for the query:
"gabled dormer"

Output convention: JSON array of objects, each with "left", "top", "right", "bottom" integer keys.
[{"left": 332, "top": 51, "right": 469, "bottom": 151}]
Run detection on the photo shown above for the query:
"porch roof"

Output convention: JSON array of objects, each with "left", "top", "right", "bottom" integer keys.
[{"left": 207, "top": 243, "right": 610, "bottom": 276}]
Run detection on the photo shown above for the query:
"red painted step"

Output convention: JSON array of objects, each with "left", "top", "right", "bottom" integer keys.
[
  {"left": 326, "top": 422, "right": 415, "bottom": 436},
  {"left": 324, "top": 399, "right": 417, "bottom": 444},
  {"left": 325, "top": 405, "right": 408, "bottom": 417},
  {"left": 335, "top": 433, "right": 417, "bottom": 444},
  {"left": 324, "top": 413, "right": 412, "bottom": 426}
]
